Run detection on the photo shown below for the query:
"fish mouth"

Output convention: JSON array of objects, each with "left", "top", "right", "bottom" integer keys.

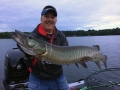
[
  {"left": 10, "top": 30, "right": 28, "bottom": 47},
  {"left": 10, "top": 30, "right": 37, "bottom": 55}
]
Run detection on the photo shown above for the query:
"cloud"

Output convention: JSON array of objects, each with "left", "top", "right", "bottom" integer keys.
[{"left": 0, "top": 0, "right": 120, "bottom": 32}]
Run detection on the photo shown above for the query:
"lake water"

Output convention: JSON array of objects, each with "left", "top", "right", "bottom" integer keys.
[{"left": 0, "top": 35, "right": 120, "bottom": 89}]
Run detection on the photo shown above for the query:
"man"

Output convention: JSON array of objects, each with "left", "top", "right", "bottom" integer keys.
[{"left": 25, "top": 5, "right": 70, "bottom": 90}]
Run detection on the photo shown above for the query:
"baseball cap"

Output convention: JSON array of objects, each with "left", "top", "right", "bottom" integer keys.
[{"left": 41, "top": 5, "right": 57, "bottom": 17}]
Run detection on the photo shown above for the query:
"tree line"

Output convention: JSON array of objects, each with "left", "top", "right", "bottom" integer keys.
[
  {"left": 0, "top": 27, "right": 120, "bottom": 38},
  {"left": 62, "top": 27, "right": 120, "bottom": 36}
]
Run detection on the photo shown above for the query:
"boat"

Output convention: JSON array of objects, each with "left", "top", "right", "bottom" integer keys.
[
  {"left": 3, "top": 48, "right": 85, "bottom": 90},
  {"left": 4, "top": 48, "right": 120, "bottom": 90}
]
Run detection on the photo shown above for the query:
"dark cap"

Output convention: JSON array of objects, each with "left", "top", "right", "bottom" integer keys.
[{"left": 41, "top": 5, "right": 57, "bottom": 17}]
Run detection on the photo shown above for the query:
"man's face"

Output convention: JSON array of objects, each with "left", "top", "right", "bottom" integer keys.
[{"left": 41, "top": 11, "right": 57, "bottom": 33}]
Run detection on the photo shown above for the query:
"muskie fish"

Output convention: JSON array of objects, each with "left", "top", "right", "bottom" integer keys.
[{"left": 10, "top": 30, "right": 107, "bottom": 69}]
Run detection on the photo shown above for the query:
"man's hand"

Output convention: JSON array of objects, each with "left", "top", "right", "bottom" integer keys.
[{"left": 82, "top": 59, "right": 88, "bottom": 62}]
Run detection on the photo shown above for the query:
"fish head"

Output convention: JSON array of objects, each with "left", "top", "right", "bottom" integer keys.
[
  {"left": 14, "top": 30, "right": 39, "bottom": 48},
  {"left": 11, "top": 30, "right": 47, "bottom": 56}
]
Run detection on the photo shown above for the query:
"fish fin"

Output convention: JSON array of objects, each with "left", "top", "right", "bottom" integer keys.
[
  {"left": 103, "top": 61, "right": 107, "bottom": 69},
  {"left": 41, "top": 62, "right": 46, "bottom": 71},
  {"left": 75, "top": 63, "right": 79, "bottom": 68},
  {"left": 79, "top": 62, "right": 87, "bottom": 68},
  {"left": 95, "top": 61, "right": 101, "bottom": 69},
  {"left": 92, "top": 45, "right": 100, "bottom": 50},
  {"left": 41, "top": 58, "right": 46, "bottom": 71},
  {"left": 103, "top": 55, "right": 107, "bottom": 69},
  {"left": 104, "top": 55, "right": 107, "bottom": 60}
]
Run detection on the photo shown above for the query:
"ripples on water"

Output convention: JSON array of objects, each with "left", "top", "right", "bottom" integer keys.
[{"left": 0, "top": 35, "right": 120, "bottom": 84}]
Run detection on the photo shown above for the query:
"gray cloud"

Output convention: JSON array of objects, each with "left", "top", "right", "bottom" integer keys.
[{"left": 0, "top": 0, "right": 120, "bottom": 32}]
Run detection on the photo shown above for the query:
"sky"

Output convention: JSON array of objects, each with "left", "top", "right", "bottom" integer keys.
[{"left": 0, "top": 0, "right": 120, "bottom": 32}]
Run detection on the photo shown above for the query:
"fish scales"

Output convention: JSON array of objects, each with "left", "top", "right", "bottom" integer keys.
[
  {"left": 43, "top": 45, "right": 103, "bottom": 64},
  {"left": 10, "top": 30, "right": 107, "bottom": 69}
]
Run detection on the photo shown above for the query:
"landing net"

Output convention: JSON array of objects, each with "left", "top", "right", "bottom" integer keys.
[{"left": 81, "top": 68, "right": 120, "bottom": 90}]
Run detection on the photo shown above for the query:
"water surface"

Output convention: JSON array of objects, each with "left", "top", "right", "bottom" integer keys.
[{"left": 0, "top": 35, "right": 120, "bottom": 89}]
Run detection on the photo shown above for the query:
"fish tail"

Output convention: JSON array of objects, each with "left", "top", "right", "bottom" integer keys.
[
  {"left": 95, "top": 61, "right": 101, "bottom": 69},
  {"left": 92, "top": 45, "right": 100, "bottom": 50},
  {"left": 103, "top": 55, "right": 107, "bottom": 69}
]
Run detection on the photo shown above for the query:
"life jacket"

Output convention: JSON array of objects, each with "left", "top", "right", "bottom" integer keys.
[{"left": 26, "top": 24, "right": 68, "bottom": 79}]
